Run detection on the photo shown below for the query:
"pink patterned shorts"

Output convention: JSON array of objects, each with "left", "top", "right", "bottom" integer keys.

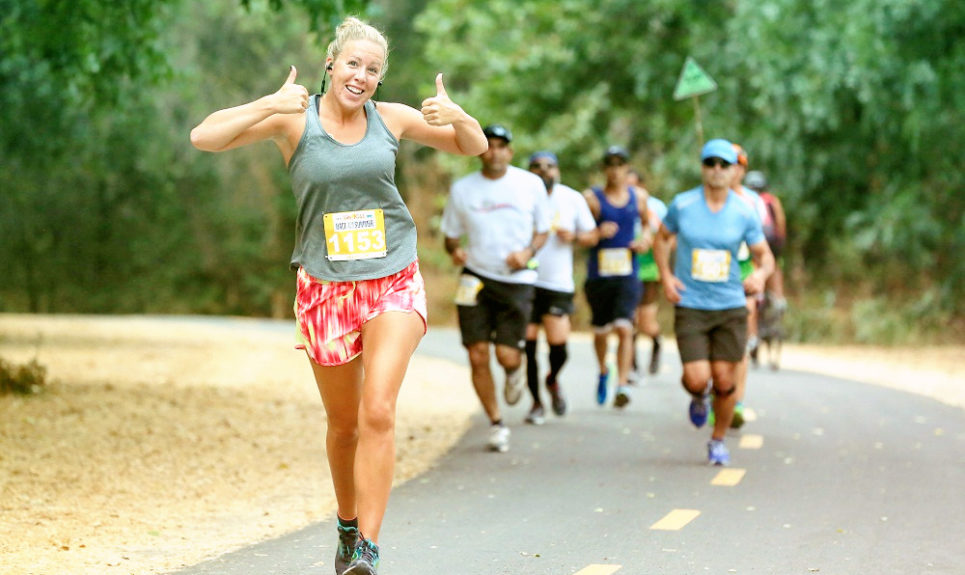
[{"left": 294, "top": 261, "right": 428, "bottom": 366}]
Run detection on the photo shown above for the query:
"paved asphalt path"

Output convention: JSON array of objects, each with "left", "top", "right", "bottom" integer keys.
[{"left": 171, "top": 324, "right": 965, "bottom": 575}]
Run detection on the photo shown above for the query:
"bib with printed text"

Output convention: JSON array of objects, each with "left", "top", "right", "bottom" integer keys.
[
  {"left": 597, "top": 247, "right": 633, "bottom": 277},
  {"left": 323, "top": 209, "right": 387, "bottom": 261},
  {"left": 454, "top": 274, "right": 484, "bottom": 306},
  {"left": 691, "top": 249, "right": 730, "bottom": 282}
]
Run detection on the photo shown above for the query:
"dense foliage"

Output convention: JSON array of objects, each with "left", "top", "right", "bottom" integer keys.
[{"left": 1, "top": 0, "right": 961, "bottom": 342}]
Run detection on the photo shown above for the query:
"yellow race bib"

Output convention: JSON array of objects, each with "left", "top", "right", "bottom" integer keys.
[
  {"left": 454, "top": 274, "right": 483, "bottom": 306},
  {"left": 598, "top": 248, "right": 633, "bottom": 277},
  {"left": 323, "top": 209, "right": 387, "bottom": 261},
  {"left": 692, "top": 249, "right": 730, "bottom": 282}
]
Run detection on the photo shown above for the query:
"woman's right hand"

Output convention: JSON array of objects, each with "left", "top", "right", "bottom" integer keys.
[{"left": 272, "top": 66, "right": 310, "bottom": 115}]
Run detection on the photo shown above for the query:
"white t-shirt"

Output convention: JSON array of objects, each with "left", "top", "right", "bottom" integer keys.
[
  {"left": 533, "top": 183, "right": 597, "bottom": 293},
  {"left": 441, "top": 166, "right": 551, "bottom": 284}
]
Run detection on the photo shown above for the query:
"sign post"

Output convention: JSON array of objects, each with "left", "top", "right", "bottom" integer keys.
[{"left": 673, "top": 56, "right": 718, "bottom": 146}]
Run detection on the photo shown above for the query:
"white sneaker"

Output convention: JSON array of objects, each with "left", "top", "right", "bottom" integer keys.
[
  {"left": 488, "top": 424, "right": 510, "bottom": 452},
  {"left": 503, "top": 368, "right": 523, "bottom": 406}
]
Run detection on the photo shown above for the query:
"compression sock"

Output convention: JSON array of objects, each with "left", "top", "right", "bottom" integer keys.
[
  {"left": 547, "top": 343, "right": 568, "bottom": 386},
  {"left": 525, "top": 339, "right": 539, "bottom": 398}
]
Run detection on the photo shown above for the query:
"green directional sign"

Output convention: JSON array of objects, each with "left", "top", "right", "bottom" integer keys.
[{"left": 673, "top": 56, "right": 718, "bottom": 101}]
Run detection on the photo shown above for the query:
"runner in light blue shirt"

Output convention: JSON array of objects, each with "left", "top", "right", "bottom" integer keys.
[{"left": 653, "top": 138, "right": 774, "bottom": 467}]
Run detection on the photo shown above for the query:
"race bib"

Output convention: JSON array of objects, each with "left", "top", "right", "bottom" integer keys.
[
  {"left": 692, "top": 249, "right": 730, "bottom": 282},
  {"left": 598, "top": 248, "right": 633, "bottom": 277},
  {"left": 454, "top": 274, "right": 484, "bottom": 306},
  {"left": 323, "top": 209, "right": 387, "bottom": 261}
]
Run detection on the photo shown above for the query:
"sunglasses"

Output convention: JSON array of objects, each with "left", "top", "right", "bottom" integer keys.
[
  {"left": 702, "top": 158, "right": 733, "bottom": 169},
  {"left": 529, "top": 162, "right": 556, "bottom": 170},
  {"left": 604, "top": 159, "right": 627, "bottom": 168}
]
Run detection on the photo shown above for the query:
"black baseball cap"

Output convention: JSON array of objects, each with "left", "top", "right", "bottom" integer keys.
[
  {"left": 603, "top": 145, "right": 629, "bottom": 162},
  {"left": 483, "top": 124, "right": 512, "bottom": 143}
]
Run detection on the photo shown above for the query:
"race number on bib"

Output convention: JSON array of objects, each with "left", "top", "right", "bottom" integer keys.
[
  {"left": 454, "top": 274, "right": 483, "bottom": 306},
  {"left": 691, "top": 249, "right": 730, "bottom": 282},
  {"left": 323, "top": 209, "right": 387, "bottom": 261},
  {"left": 598, "top": 248, "right": 633, "bottom": 277}
]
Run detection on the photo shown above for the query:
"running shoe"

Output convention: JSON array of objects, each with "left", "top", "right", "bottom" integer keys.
[
  {"left": 596, "top": 372, "right": 608, "bottom": 405},
  {"left": 548, "top": 381, "right": 567, "bottom": 416},
  {"left": 524, "top": 404, "right": 545, "bottom": 425},
  {"left": 627, "top": 369, "right": 641, "bottom": 386},
  {"left": 689, "top": 393, "right": 709, "bottom": 428},
  {"left": 614, "top": 385, "right": 631, "bottom": 408},
  {"left": 648, "top": 337, "right": 661, "bottom": 374},
  {"left": 707, "top": 439, "right": 730, "bottom": 466},
  {"left": 344, "top": 538, "right": 380, "bottom": 575},
  {"left": 730, "top": 402, "right": 745, "bottom": 429},
  {"left": 488, "top": 423, "right": 510, "bottom": 453},
  {"left": 335, "top": 521, "right": 360, "bottom": 575},
  {"left": 504, "top": 367, "right": 523, "bottom": 406}
]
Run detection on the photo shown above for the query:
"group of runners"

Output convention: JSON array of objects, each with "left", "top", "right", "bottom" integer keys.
[
  {"left": 441, "top": 129, "right": 784, "bottom": 467},
  {"left": 191, "top": 15, "right": 787, "bottom": 574}
]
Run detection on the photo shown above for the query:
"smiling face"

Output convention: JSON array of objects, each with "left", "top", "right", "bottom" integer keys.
[{"left": 326, "top": 39, "right": 385, "bottom": 108}]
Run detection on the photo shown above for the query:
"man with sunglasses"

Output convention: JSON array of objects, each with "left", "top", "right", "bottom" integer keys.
[
  {"left": 582, "top": 146, "right": 652, "bottom": 409},
  {"left": 522, "top": 151, "right": 599, "bottom": 424},
  {"left": 653, "top": 139, "right": 774, "bottom": 466}
]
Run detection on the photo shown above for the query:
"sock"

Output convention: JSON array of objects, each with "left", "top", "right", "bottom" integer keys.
[
  {"left": 524, "top": 339, "right": 539, "bottom": 399},
  {"left": 547, "top": 343, "right": 567, "bottom": 386},
  {"left": 337, "top": 515, "right": 358, "bottom": 530}
]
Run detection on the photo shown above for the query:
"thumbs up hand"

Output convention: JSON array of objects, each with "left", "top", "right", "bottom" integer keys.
[
  {"left": 421, "top": 73, "right": 465, "bottom": 126},
  {"left": 273, "top": 65, "right": 310, "bottom": 114}
]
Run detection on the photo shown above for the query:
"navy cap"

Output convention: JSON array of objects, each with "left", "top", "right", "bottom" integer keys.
[
  {"left": 482, "top": 124, "right": 512, "bottom": 143},
  {"left": 528, "top": 150, "right": 558, "bottom": 166},
  {"left": 700, "top": 138, "right": 738, "bottom": 164}
]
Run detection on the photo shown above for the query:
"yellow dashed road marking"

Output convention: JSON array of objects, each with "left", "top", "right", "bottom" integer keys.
[
  {"left": 743, "top": 407, "right": 758, "bottom": 421},
  {"left": 739, "top": 434, "right": 764, "bottom": 449},
  {"left": 711, "top": 468, "right": 746, "bottom": 486},
  {"left": 650, "top": 509, "right": 701, "bottom": 530},
  {"left": 572, "top": 565, "right": 622, "bottom": 575}
]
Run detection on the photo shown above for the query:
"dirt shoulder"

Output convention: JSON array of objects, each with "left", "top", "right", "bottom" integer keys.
[
  {"left": 1, "top": 315, "right": 962, "bottom": 575},
  {"left": 0, "top": 314, "right": 477, "bottom": 575}
]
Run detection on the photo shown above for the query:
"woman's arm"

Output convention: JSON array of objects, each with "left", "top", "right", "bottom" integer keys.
[
  {"left": 190, "top": 66, "right": 309, "bottom": 156},
  {"left": 379, "top": 74, "right": 487, "bottom": 156}
]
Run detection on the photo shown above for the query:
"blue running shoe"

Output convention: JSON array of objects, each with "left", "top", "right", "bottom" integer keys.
[
  {"left": 707, "top": 439, "right": 730, "bottom": 466},
  {"left": 689, "top": 393, "right": 709, "bottom": 428},
  {"left": 344, "top": 538, "right": 380, "bottom": 575},
  {"left": 596, "top": 372, "right": 608, "bottom": 405},
  {"left": 335, "top": 520, "right": 360, "bottom": 575}
]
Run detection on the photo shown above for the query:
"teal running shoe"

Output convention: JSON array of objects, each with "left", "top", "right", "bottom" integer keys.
[
  {"left": 335, "top": 521, "right": 359, "bottom": 575},
  {"left": 344, "top": 538, "right": 380, "bottom": 575}
]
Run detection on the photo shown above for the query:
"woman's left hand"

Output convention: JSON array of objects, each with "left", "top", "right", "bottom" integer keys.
[{"left": 421, "top": 73, "right": 465, "bottom": 126}]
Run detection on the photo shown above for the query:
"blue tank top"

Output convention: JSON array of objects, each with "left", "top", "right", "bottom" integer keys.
[
  {"left": 287, "top": 97, "right": 417, "bottom": 282},
  {"left": 586, "top": 186, "right": 640, "bottom": 280}
]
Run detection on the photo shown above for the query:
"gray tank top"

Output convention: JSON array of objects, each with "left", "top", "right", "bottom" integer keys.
[{"left": 287, "top": 96, "right": 417, "bottom": 281}]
